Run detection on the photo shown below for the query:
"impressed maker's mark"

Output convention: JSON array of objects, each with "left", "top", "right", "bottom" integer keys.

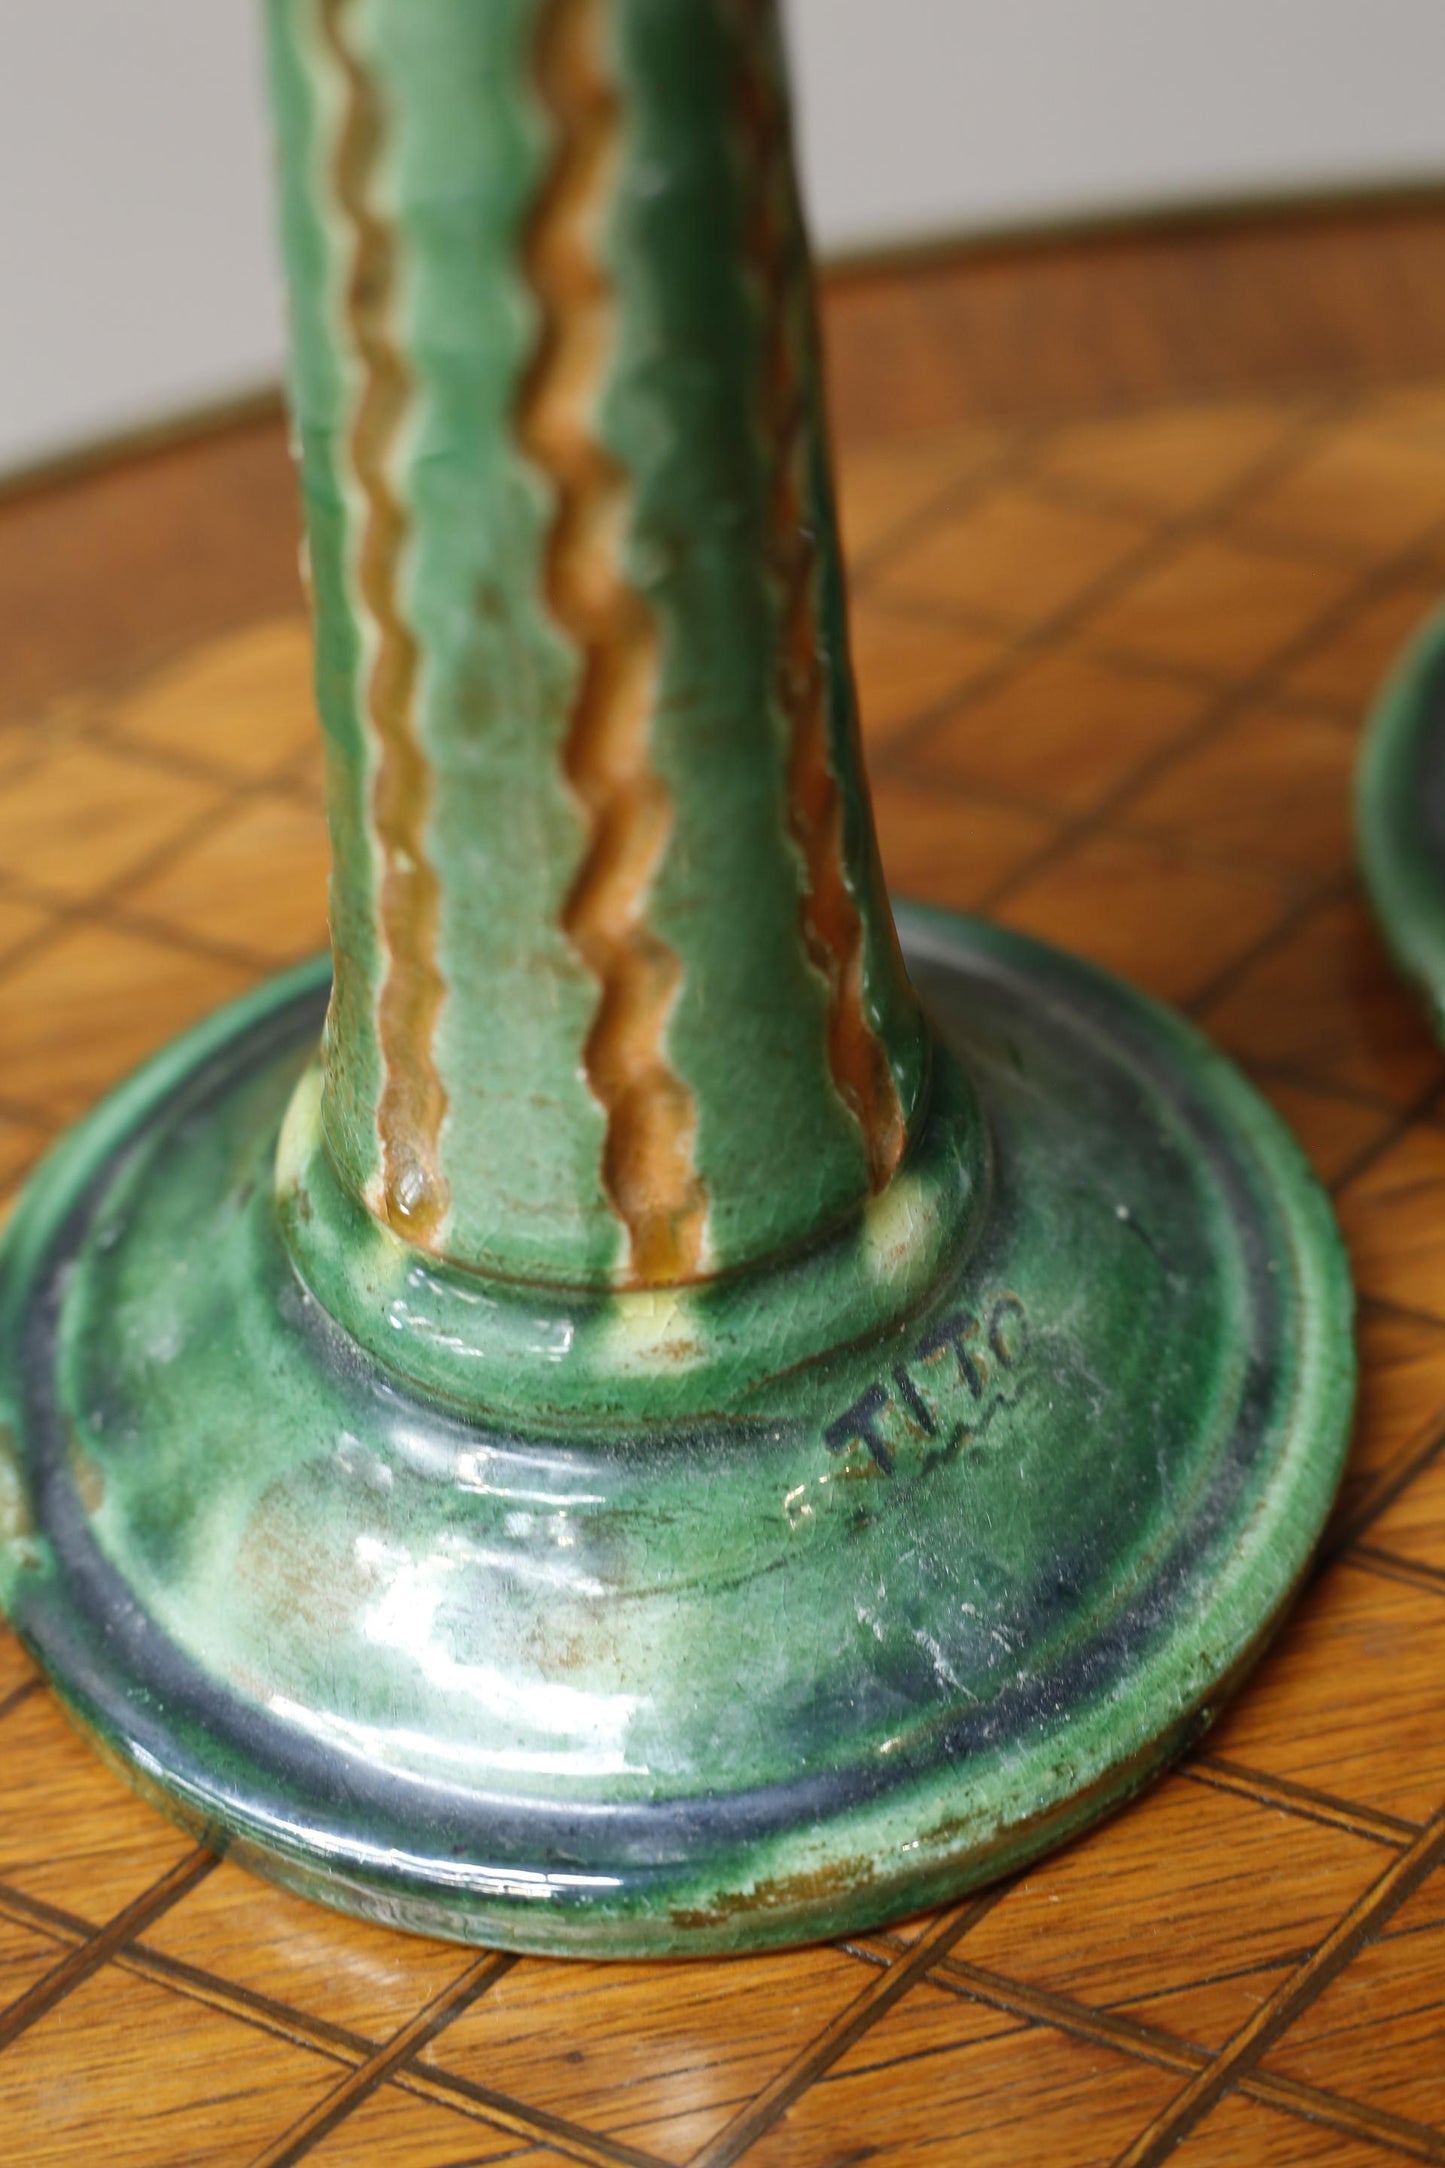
[{"left": 823, "top": 1294, "right": 1027, "bottom": 1479}]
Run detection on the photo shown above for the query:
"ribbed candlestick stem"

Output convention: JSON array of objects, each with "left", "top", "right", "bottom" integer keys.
[{"left": 267, "top": 0, "right": 928, "bottom": 1290}]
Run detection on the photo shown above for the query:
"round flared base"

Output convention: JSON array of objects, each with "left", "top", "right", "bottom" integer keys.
[
  {"left": 1358, "top": 603, "right": 1445, "bottom": 1038},
  {"left": 0, "top": 905, "right": 1353, "bottom": 1956}
]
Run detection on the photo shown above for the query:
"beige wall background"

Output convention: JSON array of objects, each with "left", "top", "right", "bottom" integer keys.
[{"left": 2, "top": 0, "right": 1443, "bottom": 477}]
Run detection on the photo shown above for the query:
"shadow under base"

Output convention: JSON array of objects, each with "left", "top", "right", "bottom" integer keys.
[{"left": 0, "top": 906, "right": 1354, "bottom": 1956}]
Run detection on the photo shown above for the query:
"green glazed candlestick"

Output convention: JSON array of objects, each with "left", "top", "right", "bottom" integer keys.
[
  {"left": 1358, "top": 603, "right": 1445, "bottom": 1037},
  {"left": 0, "top": 0, "right": 1354, "bottom": 1957}
]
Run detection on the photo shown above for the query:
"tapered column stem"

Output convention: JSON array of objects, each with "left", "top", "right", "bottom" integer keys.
[{"left": 268, "top": 0, "right": 931, "bottom": 1291}]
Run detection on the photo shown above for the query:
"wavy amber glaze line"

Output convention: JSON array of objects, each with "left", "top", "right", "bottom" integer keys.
[
  {"left": 519, "top": 0, "right": 707, "bottom": 1286},
  {"left": 731, "top": 0, "right": 906, "bottom": 1192},
  {"left": 320, "top": 0, "right": 450, "bottom": 1244}
]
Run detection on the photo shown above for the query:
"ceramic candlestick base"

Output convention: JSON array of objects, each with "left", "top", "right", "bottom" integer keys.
[
  {"left": 1358, "top": 606, "right": 1445, "bottom": 1036},
  {"left": 0, "top": 911, "right": 1350, "bottom": 1956},
  {"left": 0, "top": 0, "right": 1354, "bottom": 1958}
]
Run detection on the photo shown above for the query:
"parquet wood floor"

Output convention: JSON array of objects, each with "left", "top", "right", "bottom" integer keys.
[{"left": 4, "top": 202, "right": 1445, "bottom": 2165}]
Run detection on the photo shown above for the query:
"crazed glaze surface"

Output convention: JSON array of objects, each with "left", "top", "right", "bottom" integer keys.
[{"left": 0, "top": 0, "right": 1356, "bottom": 1956}]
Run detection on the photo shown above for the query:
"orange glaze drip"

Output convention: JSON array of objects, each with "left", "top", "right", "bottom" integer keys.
[
  {"left": 321, "top": 0, "right": 450, "bottom": 1244},
  {"left": 519, "top": 0, "right": 708, "bottom": 1285},
  {"left": 732, "top": 0, "right": 906, "bottom": 1191}
]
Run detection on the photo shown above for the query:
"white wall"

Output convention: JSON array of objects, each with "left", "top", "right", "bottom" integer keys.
[
  {"left": 787, "top": 0, "right": 1445, "bottom": 255},
  {"left": 0, "top": 5, "right": 281, "bottom": 478},
  {"left": 2, "top": 0, "right": 1444, "bottom": 478}
]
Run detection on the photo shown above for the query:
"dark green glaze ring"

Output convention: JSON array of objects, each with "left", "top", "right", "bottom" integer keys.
[{"left": 0, "top": 907, "right": 1352, "bottom": 1956}]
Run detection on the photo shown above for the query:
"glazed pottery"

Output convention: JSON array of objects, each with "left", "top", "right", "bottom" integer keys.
[
  {"left": 0, "top": 0, "right": 1355, "bottom": 1956},
  {"left": 1358, "top": 605, "right": 1445, "bottom": 1036}
]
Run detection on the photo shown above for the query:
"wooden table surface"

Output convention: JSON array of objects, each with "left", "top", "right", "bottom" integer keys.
[{"left": 4, "top": 202, "right": 1445, "bottom": 2166}]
